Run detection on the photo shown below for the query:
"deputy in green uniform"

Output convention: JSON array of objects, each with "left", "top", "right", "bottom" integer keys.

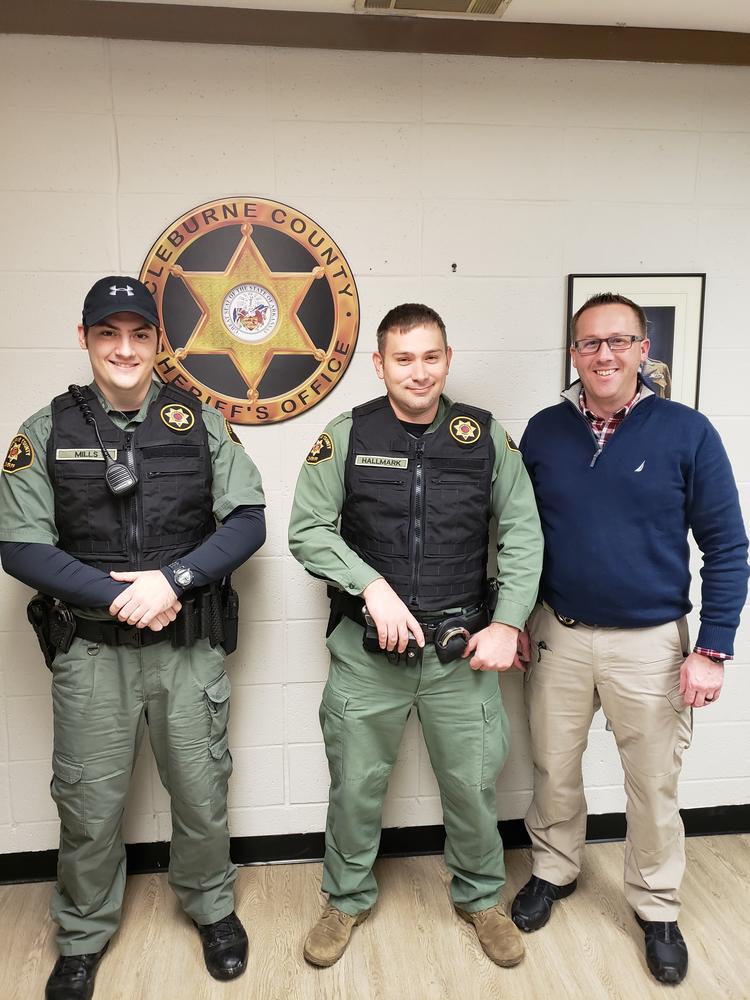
[
  {"left": 0, "top": 277, "right": 266, "bottom": 1000},
  {"left": 288, "top": 303, "right": 543, "bottom": 968}
]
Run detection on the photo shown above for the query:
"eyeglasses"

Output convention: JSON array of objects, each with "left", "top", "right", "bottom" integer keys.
[{"left": 572, "top": 335, "right": 644, "bottom": 355}]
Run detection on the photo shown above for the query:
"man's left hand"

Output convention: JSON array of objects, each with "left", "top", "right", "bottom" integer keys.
[
  {"left": 109, "top": 569, "right": 181, "bottom": 628},
  {"left": 680, "top": 652, "right": 724, "bottom": 708},
  {"left": 463, "top": 622, "right": 521, "bottom": 672}
]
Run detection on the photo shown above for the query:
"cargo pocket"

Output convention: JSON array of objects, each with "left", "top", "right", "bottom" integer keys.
[
  {"left": 51, "top": 752, "right": 84, "bottom": 837},
  {"left": 204, "top": 672, "right": 231, "bottom": 760},
  {"left": 51, "top": 751, "right": 130, "bottom": 838},
  {"left": 666, "top": 683, "right": 693, "bottom": 757},
  {"left": 320, "top": 686, "right": 348, "bottom": 783},
  {"left": 481, "top": 688, "right": 509, "bottom": 789}
]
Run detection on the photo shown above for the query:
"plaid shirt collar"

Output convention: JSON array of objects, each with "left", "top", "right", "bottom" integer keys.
[{"left": 578, "top": 383, "right": 641, "bottom": 451}]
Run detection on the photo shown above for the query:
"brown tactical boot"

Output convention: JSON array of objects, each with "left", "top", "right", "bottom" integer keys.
[
  {"left": 303, "top": 905, "right": 371, "bottom": 967},
  {"left": 455, "top": 904, "right": 525, "bottom": 967}
]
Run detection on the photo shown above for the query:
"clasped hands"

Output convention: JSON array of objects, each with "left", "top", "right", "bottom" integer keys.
[
  {"left": 108, "top": 569, "right": 182, "bottom": 631},
  {"left": 362, "top": 578, "right": 528, "bottom": 671}
]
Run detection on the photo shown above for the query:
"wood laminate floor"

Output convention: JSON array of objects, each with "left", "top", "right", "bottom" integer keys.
[{"left": 1, "top": 836, "right": 748, "bottom": 1000}]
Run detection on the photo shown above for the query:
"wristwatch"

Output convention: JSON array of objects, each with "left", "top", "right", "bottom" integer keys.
[
  {"left": 707, "top": 654, "right": 724, "bottom": 664},
  {"left": 168, "top": 561, "right": 194, "bottom": 590}
]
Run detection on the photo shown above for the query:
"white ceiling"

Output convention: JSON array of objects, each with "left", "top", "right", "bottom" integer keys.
[{"left": 100, "top": 0, "right": 750, "bottom": 33}]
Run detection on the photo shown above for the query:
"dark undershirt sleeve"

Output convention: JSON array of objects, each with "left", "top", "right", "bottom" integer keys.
[
  {"left": 1, "top": 507, "right": 266, "bottom": 606},
  {"left": 0, "top": 541, "right": 128, "bottom": 607},
  {"left": 160, "top": 505, "right": 266, "bottom": 595}
]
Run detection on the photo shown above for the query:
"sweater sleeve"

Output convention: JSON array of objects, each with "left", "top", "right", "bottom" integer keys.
[{"left": 688, "top": 420, "right": 749, "bottom": 655}]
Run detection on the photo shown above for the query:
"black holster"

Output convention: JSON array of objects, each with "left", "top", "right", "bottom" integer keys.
[
  {"left": 26, "top": 593, "right": 75, "bottom": 671},
  {"left": 362, "top": 610, "right": 423, "bottom": 666},
  {"left": 220, "top": 578, "right": 239, "bottom": 655},
  {"left": 326, "top": 586, "right": 347, "bottom": 638}
]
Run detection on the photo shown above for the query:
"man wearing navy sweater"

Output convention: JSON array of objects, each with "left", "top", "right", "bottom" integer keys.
[{"left": 512, "top": 293, "right": 748, "bottom": 985}]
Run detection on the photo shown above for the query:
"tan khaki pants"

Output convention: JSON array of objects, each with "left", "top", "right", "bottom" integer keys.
[{"left": 525, "top": 602, "right": 692, "bottom": 921}]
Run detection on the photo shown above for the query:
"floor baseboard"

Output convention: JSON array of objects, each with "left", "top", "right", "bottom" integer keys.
[{"left": 2, "top": 804, "right": 747, "bottom": 885}]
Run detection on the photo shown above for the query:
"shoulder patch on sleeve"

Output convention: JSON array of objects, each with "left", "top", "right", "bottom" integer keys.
[
  {"left": 3, "top": 433, "right": 35, "bottom": 474},
  {"left": 306, "top": 432, "right": 334, "bottom": 465},
  {"left": 224, "top": 418, "right": 242, "bottom": 444},
  {"left": 505, "top": 431, "right": 519, "bottom": 453}
]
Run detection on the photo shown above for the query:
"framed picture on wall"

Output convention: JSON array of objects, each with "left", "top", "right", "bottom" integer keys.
[{"left": 566, "top": 273, "right": 706, "bottom": 408}]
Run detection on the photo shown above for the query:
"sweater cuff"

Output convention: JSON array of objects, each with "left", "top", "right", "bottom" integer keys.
[{"left": 695, "top": 622, "right": 736, "bottom": 658}]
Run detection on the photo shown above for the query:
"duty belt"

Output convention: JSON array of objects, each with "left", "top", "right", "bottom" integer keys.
[
  {"left": 337, "top": 592, "right": 489, "bottom": 665},
  {"left": 26, "top": 583, "right": 237, "bottom": 669},
  {"left": 73, "top": 616, "right": 176, "bottom": 648},
  {"left": 73, "top": 583, "right": 225, "bottom": 649}
]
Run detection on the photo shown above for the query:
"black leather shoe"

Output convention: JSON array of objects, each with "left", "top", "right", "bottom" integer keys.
[
  {"left": 511, "top": 875, "right": 577, "bottom": 932},
  {"left": 634, "top": 913, "right": 688, "bottom": 985},
  {"left": 194, "top": 911, "right": 248, "bottom": 981},
  {"left": 45, "top": 942, "right": 108, "bottom": 1000}
]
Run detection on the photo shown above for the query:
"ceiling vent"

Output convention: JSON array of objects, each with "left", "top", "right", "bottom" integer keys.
[{"left": 355, "top": 0, "right": 514, "bottom": 17}]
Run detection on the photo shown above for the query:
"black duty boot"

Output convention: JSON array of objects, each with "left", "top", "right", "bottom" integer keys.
[
  {"left": 511, "top": 875, "right": 578, "bottom": 932},
  {"left": 194, "top": 910, "right": 248, "bottom": 981},
  {"left": 634, "top": 913, "right": 688, "bottom": 985},
  {"left": 45, "top": 942, "right": 108, "bottom": 1000}
]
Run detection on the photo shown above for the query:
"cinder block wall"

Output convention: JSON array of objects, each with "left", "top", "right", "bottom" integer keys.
[{"left": 0, "top": 35, "right": 748, "bottom": 854}]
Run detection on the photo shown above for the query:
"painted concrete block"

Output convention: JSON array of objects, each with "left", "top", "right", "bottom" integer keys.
[{"left": 229, "top": 683, "right": 285, "bottom": 749}]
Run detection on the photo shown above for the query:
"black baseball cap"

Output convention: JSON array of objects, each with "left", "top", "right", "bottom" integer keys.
[{"left": 82, "top": 276, "right": 160, "bottom": 328}]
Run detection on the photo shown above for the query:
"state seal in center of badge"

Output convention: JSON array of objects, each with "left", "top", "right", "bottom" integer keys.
[{"left": 222, "top": 283, "right": 279, "bottom": 344}]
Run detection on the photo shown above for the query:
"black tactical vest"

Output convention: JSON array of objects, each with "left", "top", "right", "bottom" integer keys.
[
  {"left": 340, "top": 396, "right": 494, "bottom": 612},
  {"left": 47, "top": 384, "right": 214, "bottom": 572}
]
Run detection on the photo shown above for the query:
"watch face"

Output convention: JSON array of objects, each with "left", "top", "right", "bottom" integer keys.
[{"left": 174, "top": 566, "right": 193, "bottom": 587}]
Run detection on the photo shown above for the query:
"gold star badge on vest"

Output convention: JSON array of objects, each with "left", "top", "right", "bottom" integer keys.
[
  {"left": 3, "top": 433, "right": 35, "bottom": 474},
  {"left": 306, "top": 432, "right": 334, "bottom": 465},
  {"left": 449, "top": 416, "right": 480, "bottom": 444},
  {"left": 161, "top": 404, "right": 195, "bottom": 433}
]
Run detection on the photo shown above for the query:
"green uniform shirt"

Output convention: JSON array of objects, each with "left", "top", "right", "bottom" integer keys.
[
  {"left": 288, "top": 395, "right": 543, "bottom": 630},
  {"left": 0, "top": 381, "right": 265, "bottom": 613}
]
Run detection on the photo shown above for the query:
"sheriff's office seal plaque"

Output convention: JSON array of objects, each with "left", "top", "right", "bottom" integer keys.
[{"left": 141, "top": 198, "right": 359, "bottom": 424}]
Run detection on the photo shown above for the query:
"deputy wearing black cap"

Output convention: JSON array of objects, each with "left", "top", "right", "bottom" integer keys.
[{"left": 0, "top": 276, "right": 266, "bottom": 999}]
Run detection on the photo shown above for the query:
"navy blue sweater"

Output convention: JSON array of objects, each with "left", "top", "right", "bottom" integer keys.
[{"left": 520, "top": 386, "right": 749, "bottom": 654}]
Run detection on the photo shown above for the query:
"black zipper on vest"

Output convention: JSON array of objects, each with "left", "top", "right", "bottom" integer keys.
[
  {"left": 408, "top": 439, "right": 426, "bottom": 608},
  {"left": 124, "top": 433, "right": 141, "bottom": 564},
  {"left": 147, "top": 469, "right": 193, "bottom": 478},
  {"left": 361, "top": 476, "right": 404, "bottom": 486}
]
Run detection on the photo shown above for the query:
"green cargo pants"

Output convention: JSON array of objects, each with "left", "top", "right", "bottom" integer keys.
[
  {"left": 320, "top": 617, "right": 510, "bottom": 916},
  {"left": 49, "top": 635, "right": 236, "bottom": 955}
]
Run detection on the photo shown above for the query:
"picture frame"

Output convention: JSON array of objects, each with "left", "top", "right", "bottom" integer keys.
[{"left": 566, "top": 273, "right": 706, "bottom": 408}]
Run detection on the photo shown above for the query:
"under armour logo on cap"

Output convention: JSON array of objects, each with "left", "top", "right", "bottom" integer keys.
[{"left": 82, "top": 275, "right": 159, "bottom": 328}]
